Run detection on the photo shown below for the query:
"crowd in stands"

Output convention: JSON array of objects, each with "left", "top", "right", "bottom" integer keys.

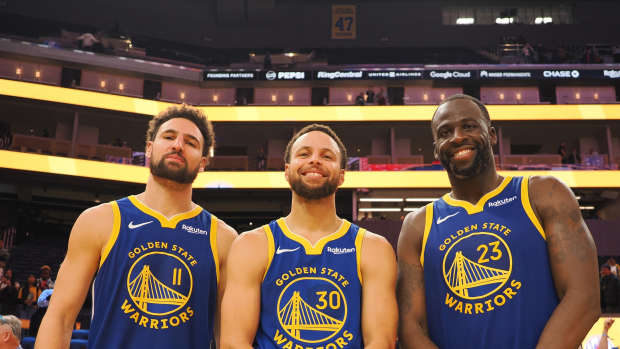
[
  {"left": 0, "top": 260, "right": 55, "bottom": 338},
  {"left": 498, "top": 35, "right": 618, "bottom": 64},
  {"left": 354, "top": 87, "right": 388, "bottom": 106},
  {"left": 600, "top": 257, "right": 620, "bottom": 314}
]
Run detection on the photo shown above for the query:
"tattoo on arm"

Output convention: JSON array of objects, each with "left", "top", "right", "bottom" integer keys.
[{"left": 545, "top": 197, "right": 589, "bottom": 264}]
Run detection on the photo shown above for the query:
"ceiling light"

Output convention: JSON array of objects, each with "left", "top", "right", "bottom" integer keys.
[
  {"left": 358, "top": 208, "right": 402, "bottom": 212},
  {"left": 359, "top": 198, "right": 404, "bottom": 202},
  {"left": 405, "top": 198, "right": 438, "bottom": 202}
]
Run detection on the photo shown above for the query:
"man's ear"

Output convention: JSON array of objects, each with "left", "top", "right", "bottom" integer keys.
[
  {"left": 145, "top": 141, "right": 153, "bottom": 159},
  {"left": 199, "top": 156, "right": 208, "bottom": 172},
  {"left": 284, "top": 163, "right": 290, "bottom": 182},
  {"left": 489, "top": 126, "right": 498, "bottom": 146},
  {"left": 0, "top": 327, "right": 10, "bottom": 342}
]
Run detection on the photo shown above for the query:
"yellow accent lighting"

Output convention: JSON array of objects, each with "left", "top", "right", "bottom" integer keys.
[
  {"left": 1, "top": 79, "right": 620, "bottom": 121},
  {"left": 2, "top": 150, "right": 620, "bottom": 189}
]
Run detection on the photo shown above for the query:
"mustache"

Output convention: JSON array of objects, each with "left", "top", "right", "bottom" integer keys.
[{"left": 164, "top": 151, "right": 186, "bottom": 162}]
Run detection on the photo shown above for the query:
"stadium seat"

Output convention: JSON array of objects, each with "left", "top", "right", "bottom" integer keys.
[
  {"left": 70, "top": 338, "right": 89, "bottom": 349},
  {"left": 72, "top": 329, "right": 89, "bottom": 339},
  {"left": 21, "top": 337, "right": 35, "bottom": 349}
]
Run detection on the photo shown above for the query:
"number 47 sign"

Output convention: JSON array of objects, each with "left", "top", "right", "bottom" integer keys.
[{"left": 332, "top": 5, "right": 356, "bottom": 40}]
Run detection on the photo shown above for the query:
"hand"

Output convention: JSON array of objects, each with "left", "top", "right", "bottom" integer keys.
[{"left": 604, "top": 318, "right": 615, "bottom": 333}]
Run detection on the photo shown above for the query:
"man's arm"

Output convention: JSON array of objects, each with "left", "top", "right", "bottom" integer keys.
[
  {"left": 214, "top": 220, "right": 238, "bottom": 347},
  {"left": 530, "top": 176, "right": 601, "bottom": 349},
  {"left": 220, "top": 228, "right": 268, "bottom": 349},
  {"left": 396, "top": 207, "right": 439, "bottom": 349},
  {"left": 360, "top": 232, "right": 398, "bottom": 349},
  {"left": 35, "top": 204, "right": 112, "bottom": 349}
]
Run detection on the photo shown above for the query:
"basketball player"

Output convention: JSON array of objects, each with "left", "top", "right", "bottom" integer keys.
[
  {"left": 396, "top": 94, "right": 600, "bottom": 349},
  {"left": 220, "top": 124, "right": 398, "bottom": 348},
  {"left": 36, "top": 105, "right": 237, "bottom": 348}
]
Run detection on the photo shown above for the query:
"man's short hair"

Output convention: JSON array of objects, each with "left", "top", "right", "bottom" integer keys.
[
  {"left": 284, "top": 124, "right": 348, "bottom": 169},
  {"left": 0, "top": 315, "right": 21, "bottom": 340},
  {"left": 145, "top": 105, "right": 215, "bottom": 157},
  {"left": 432, "top": 94, "right": 491, "bottom": 125}
]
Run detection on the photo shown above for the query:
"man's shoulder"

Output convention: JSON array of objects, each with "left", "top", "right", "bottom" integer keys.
[
  {"left": 234, "top": 226, "right": 270, "bottom": 250},
  {"left": 526, "top": 175, "right": 573, "bottom": 199},
  {"left": 401, "top": 205, "right": 431, "bottom": 239}
]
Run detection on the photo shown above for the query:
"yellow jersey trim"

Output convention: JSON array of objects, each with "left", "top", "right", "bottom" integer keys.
[
  {"left": 521, "top": 176, "right": 547, "bottom": 240},
  {"left": 128, "top": 195, "right": 202, "bottom": 228},
  {"left": 276, "top": 218, "right": 351, "bottom": 255},
  {"left": 210, "top": 214, "right": 220, "bottom": 284},
  {"left": 442, "top": 176, "right": 513, "bottom": 214},
  {"left": 355, "top": 228, "right": 366, "bottom": 285},
  {"left": 419, "top": 203, "right": 434, "bottom": 267},
  {"left": 99, "top": 201, "right": 121, "bottom": 269},
  {"left": 263, "top": 224, "right": 276, "bottom": 281}
]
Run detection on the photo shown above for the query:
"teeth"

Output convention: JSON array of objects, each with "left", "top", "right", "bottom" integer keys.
[{"left": 454, "top": 149, "right": 473, "bottom": 157}]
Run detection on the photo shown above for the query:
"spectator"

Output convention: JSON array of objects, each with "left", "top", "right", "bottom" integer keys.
[
  {"left": 0, "top": 122, "right": 11, "bottom": 150},
  {"left": 376, "top": 88, "right": 387, "bottom": 105},
  {"left": 0, "top": 270, "right": 18, "bottom": 316},
  {"left": 600, "top": 264, "right": 620, "bottom": 313},
  {"left": 366, "top": 88, "right": 375, "bottom": 104},
  {"left": 582, "top": 318, "right": 616, "bottom": 349},
  {"left": 17, "top": 274, "right": 40, "bottom": 320},
  {"left": 29, "top": 289, "right": 52, "bottom": 338},
  {"left": 0, "top": 314, "right": 21, "bottom": 349},
  {"left": 76, "top": 32, "right": 100, "bottom": 51},
  {"left": 608, "top": 258, "right": 619, "bottom": 277},
  {"left": 567, "top": 148, "right": 581, "bottom": 165},
  {"left": 522, "top": 42, "right": 538, "bottom": 63},
  {"left": 36, "top": 265, "right": 54, "bottom": 290},
  {"left": 558, "top": 142, "right": 569, "bottom": 164},
  {"left": 355, "top": 92, "right": 365, "bottom": 106},
  {"left": 256, "top": 146, "right": 266, "bottom": 171},
  {"left": 583, "top": 46, "right": 602, "bottom": 64},
  {"left": 263, "top": 51, "right": 272, "bottom": 70}
]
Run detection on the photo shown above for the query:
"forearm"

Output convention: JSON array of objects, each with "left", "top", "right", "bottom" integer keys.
[
  {"left": 220, "top": 339, "right": 254, "bottom": 349},
  {"left": 398, "top": 320, "right": 439, "bottom": 349},
  {"left": 535, "top": 291, "right": 600, "bottom": 349},
  {"left": 365, "top": 340, "right": 396, "bottom": 349},
  {"left": 599, "top": 332, "right": 609, "bottom": 349},
  {"left": 34, "top": 311, "right": 75, "bottom": 349}
]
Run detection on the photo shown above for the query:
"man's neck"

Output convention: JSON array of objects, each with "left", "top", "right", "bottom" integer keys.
[
  {"left": 448, "top": 168, "right": 504, "bottom": 205},
  {"left": 285, "top": 194, "right": 342, "bottom": 244},
  {"left": 138, "top": 175, "right": 195, "bottom": 218}
]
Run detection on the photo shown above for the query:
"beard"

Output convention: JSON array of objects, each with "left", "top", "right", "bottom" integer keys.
[
  {"left": 150, "top": 152, "right": 200, "bottom": 184},
  {"left": 289, "top": 174, "right": 339, "bottom": 200},
  {"left": 439, "top": 140, "right": 492, "bottom": 178}
]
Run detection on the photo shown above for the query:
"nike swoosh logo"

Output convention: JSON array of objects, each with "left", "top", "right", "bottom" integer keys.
[
  {"left": 436, "top": 212, "right": 460, "bottom": 224},
  {"left": 276, "top": 247, "right": 300, "bottom": 255},
  {"left": 128, "top": 221, "right": 153, "bottom": 229}
]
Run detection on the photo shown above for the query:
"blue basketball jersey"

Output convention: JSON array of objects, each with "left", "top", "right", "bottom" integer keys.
[
  {"left": 421, "top": 176, "right": 559, "bottom": 349},
  {"left": 88, "top": 196, "right": 219, "bottom": 349},
  {"left": 254, "top": 218, "right": 364, "bottom": 349}
]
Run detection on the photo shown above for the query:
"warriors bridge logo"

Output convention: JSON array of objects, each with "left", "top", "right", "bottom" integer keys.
[
  {"left": 120, "top": 242, "right": 198, "bottom": 330},
  {"left": 271, "top": 267, "right": 356, "bottom": 348},
  {"left": 440, "top": 225, "right": 522, "bottom": 315},
  {"left": 277, "top": 277, "right": 347, "bottom": 343}
]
